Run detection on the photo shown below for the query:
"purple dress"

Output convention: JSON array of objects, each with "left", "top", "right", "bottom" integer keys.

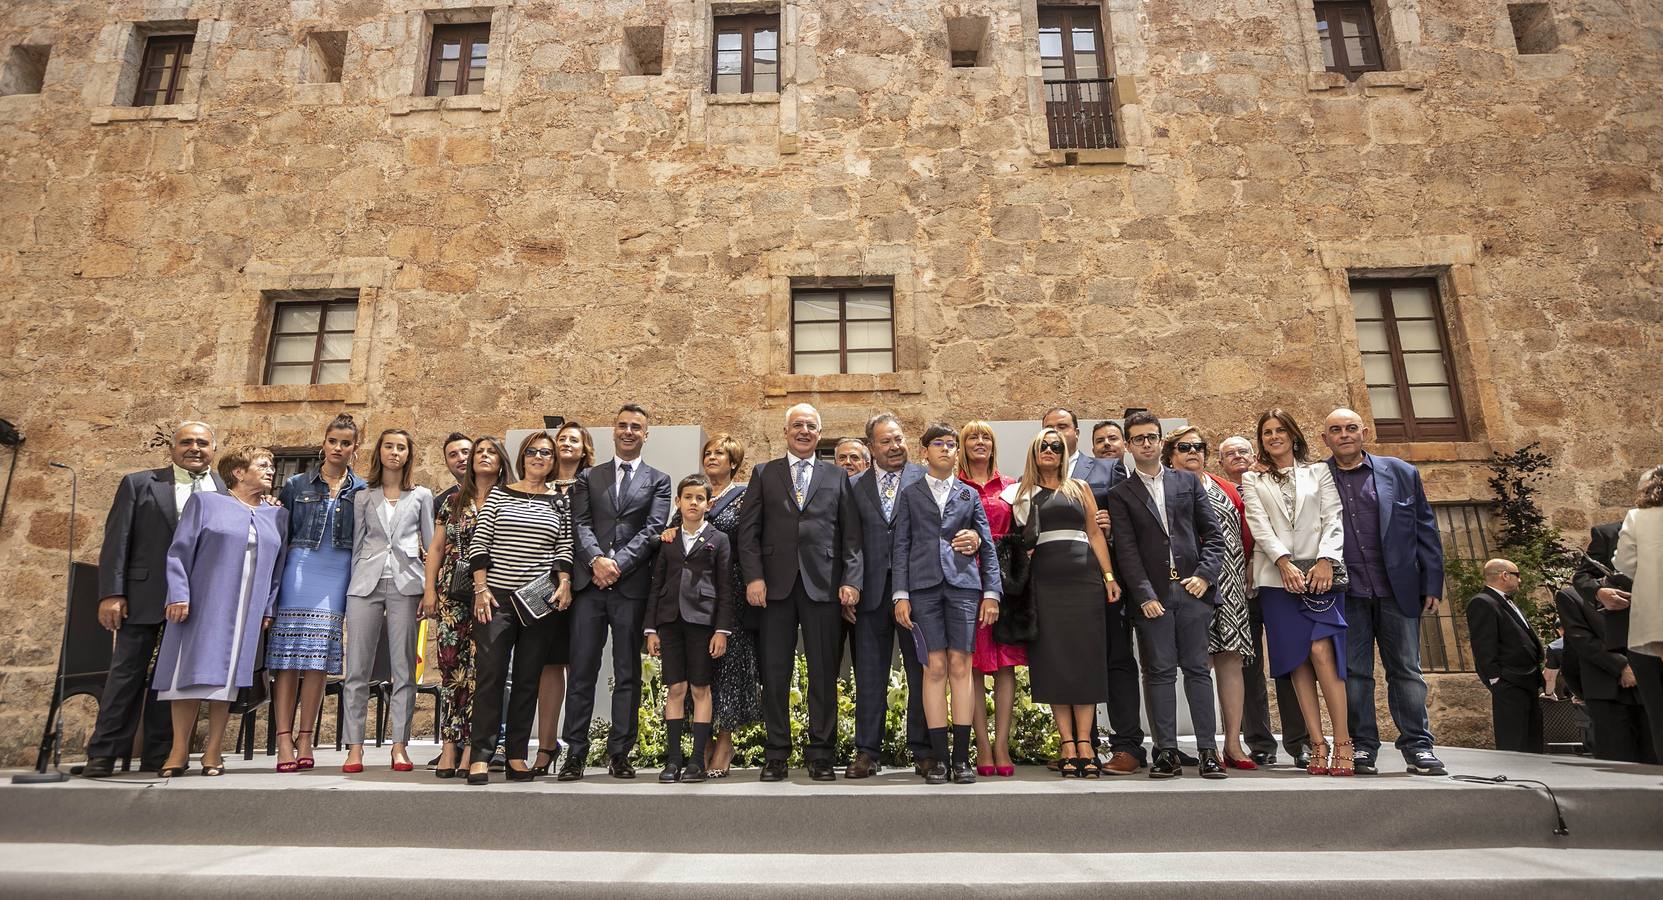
[{"left": 152, "top": 493, "right": 288, "bottom": 700}]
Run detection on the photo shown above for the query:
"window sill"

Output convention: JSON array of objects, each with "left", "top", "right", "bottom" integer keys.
[
  {"left": 1371, "top": 441, "right": 1493, "bottom": 463},
  {"left": 706, "top": 91, "right": 780, "bottom": 106},
  {"left": 389, "top": 93, "right": 501, "bottom": 116},
  {"left": 763, "top": 372, "right": 923, "bottom": 397},
  {"left": 1307, "top": 70, "right": 1426, "bottom": 93},
  {"left": 234, "top": 384, "right": 367, "bottom": 406},
  {"left": 91, "top": 102, "right": 200, "bottom": 125},
  {"left": 1037, "top": 147, "right": 1146, "bottom": 167}
]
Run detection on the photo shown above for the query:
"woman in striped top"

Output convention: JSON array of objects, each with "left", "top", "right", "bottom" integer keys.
[{"left": 464, "top": 430, "right": 574, "bottom": 785}]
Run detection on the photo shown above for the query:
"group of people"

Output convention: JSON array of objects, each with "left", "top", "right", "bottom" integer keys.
[{"left": 77, "top": 399, "right": 1662, "bottom": 784}]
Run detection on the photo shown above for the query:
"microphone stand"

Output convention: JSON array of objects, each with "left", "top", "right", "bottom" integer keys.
[{"left": 14, "top": 462, "right": 75, "bottom": 784}]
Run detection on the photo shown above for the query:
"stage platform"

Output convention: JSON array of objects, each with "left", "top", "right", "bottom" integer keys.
[{"left": 4, "top": 743, "right": 1661, "bottom": 897}]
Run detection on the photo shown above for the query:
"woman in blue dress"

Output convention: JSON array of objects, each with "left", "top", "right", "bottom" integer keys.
[{"left": 269, "top": 413, "right": 366, "bottom": 771}]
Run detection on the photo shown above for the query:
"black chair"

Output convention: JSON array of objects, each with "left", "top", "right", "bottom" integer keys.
[
  {"left": 230, "top": 642, "right": 271, "bottom": 761},
  {"left": 52, "top": 563, "right": 118, "bottom": 767}
]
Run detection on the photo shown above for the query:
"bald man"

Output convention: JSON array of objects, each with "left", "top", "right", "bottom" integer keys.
[
  {"left": 1465, "top": 558, "right": 1544, "bottom": 753},
  {"left": 1322, "top": 408, "right": 1446, "bottom": 775}
]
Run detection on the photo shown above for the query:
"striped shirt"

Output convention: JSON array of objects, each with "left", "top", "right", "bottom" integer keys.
[{"left": 468, "top": 486, "right": 574, "bottom": 593}]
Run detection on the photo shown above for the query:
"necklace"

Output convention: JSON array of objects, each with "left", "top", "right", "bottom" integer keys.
[{"left": 231, "top": 490, "right": 263, "bottom": 510}]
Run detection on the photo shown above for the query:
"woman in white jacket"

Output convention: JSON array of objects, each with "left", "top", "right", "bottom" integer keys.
[{"left": 1240, "top": 410, "right": 1352, "bottom": 776}]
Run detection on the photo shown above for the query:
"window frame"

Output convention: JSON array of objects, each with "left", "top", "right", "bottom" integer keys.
[
  {"left": 789, "top": 285, "right": 897, "bottom": 376},
  {"left": 424, "top": 22, "right": 492, "bottom": 98},
  {"left": 133, "top": 34, "right": 194, "bottom": 106},
  {"left": 1037, "top": 5, "right": 1117, "bottom": 150},
  {"left": 710, "top": 12, "right": 781, "bottom": 95},
  {"left": 1314, "top": 0, "right": 1386, "bottom": 81},
  {"left": 1350, "top": 277, "right": 1468, "bottom": 442},
  {"left": 263, "top": 299, "right": 358, "bottom": 386}
]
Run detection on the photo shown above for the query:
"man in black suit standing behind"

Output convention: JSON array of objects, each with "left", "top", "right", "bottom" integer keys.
[
  {"left": 737, "top": 403, "right": 863, "bottom": 782},
  {"left": 1466, "top": 559, "right": 1544, "bottom": 753},
  {"left": 82, "top": 422, "right": 225, "bottom": 777},
  {"left": 1569, "top": 521, "right": 1657, "bottom": 761},
  {"left": 558, "top": 404, "right": 673, "bottom": 780}
]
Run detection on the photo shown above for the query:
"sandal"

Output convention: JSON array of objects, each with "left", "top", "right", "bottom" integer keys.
[
  {"left": 201, "top": 756, "right": 225, "bottom": 777},
  {"left": 295, "top": 730, "right": 315, "bottom": 770},
  {"left": 1307, "top": 739, "right": 1331, "bottom": 776},
  {"left": 1329, "top": 740, "right": 1355, "bottom": 777},
  {"left": 275, "top": 731, "right": 298, "bottom": 773},
  {"left": 531, "top": 748, "right": 557, "bottom": 777},
  {"left": 1080, "top": 752, "right": 1102, "bottom": 779},
  {"left": 1058, "top": 741, "right": 1081, "bottom": 778}
]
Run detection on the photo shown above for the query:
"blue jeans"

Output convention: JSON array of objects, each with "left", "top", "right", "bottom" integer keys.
[{"left": 1344, "top": 596, "right": 1434, "bottom": 760}]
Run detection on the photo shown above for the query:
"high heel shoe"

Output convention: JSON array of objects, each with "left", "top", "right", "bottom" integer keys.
[
  {"left": 976, "top": 764, "right": 996, "bottom": 777},
  {"left": 1221, "top": 750, "right": 1259, "bottom": 771},
  {"left": 200, "top": 756, "right": 225, "bottom": 777},
  {"left": 995, "top": 765, "right": 1015, "bottom": 777},
  {"left": 531, "top": 748, "right": 556, "bottom": 777},
  {"left": 341, "top": 759, "right": 365, "bottom": 774},
  {"left": 1057, "top": 741, "right": 1081, "bottom": 778},
  {"left": 465, "top": 763, "right": 490, "bottom": 786},
  {"left": 157, "top": 763, "right": 190, "bottom": 778},
  {"left": 295, "top": 730, "right": 315, "bottom": 770},
  {"left": 1307, "top": 740, "right": 1331, "bottom": 776},
  {"left": 505, "top": 764, "right": 538, "bottom": 783},
  {"left": 1329, "top": 740, "right": 1355, "bottom": 777},
  {"left": 275, "top": 731, "right": 298, "bottom": 773},
  {"left": 391, "top": 750, "right": 414, "bottom": 773}
]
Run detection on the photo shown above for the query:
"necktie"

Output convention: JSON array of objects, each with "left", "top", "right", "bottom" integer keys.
[
  {"left": 793, "top": 460, "right": 810, "bottom": 509},
  {"left": 190, "top": 472, "right": 207, "bottom": 493},
  {"left": 617, "top": 461, "right": 633, "bottom": 499},
  {"left": 880, "top": 471, "right": 897, "bottom": 521}
]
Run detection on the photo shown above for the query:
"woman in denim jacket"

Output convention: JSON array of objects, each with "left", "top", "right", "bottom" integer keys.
[{"left": 268, "top": 413, "right": 367, "bottom": 771}]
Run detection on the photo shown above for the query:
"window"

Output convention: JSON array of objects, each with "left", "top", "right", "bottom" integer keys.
[
  {"left": 1038, "top": 6, "right": 1115, "bottom": 149},
  {"left": 271, "top": 449, "right": 318, "bottom": 485},
  {"left": 947, "top": 16, "right": 990, "bottom": 68},
  {"left": 1508, "top": 3, "right": 1559, "bottom": 55},
  {"left": 425, "top": 23, "right": 490, "bottom": 97},
  {"left": 711, "top": 13, "right": 779, "bottom": 94},
  {"left": 1314, "top": 1, "right": 1384, "bottom": 80},
  {"left": 134, "top": 34, "right": 193, "bottom": 106},
  {"left": 1349, "top": 279, "right": 1466, "bottom": 441},
  {"left": 304, "top": 31, "right": 346, "bottom": 84},
  {"left": 1, "top": 44, "right": 50, "bottom": 96},
  {"left": 622, "top": 25, "right": 665, "bottom": 76},
  {"left": 264, "top": 299, "right": 357, "bottom": 386},
  {"left": 791, "top": 286, "right": 894, "bottom": 375}
]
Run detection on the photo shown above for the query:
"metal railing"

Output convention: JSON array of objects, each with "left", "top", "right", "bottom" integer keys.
[{"left": 1043, "top": 77, "right": 1117, "bottom": 150}]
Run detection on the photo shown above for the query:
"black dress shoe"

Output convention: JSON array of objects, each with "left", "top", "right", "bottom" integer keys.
[
  {"left": 1149, "top": 749, "right": 1182, "bottom": 779},
  {"left": 607, "top": 755, "right": 636, "bottom": 779},
  {"left": 922, "top": 759, "right": 948, "bottom": 784},
  {"left": 658, "top": 763, "right": 683, "bottom": 783},
  {"left": 1198, "top": 749, "right": 1228, "bottom": 780},
  {"left": 1353, "top": 753, "right": 1379, "bottom": 776},
  {"left": 681, "top": 763, "right": 706, "bottom": 783},
  {"left": 80, "top": 756, "right": 117, "bottom": 779},
  {"left": 950, "top": 763, "right": 976, "bottom": 784},
  {"left": 1249, "top": 750, "right": 1277, "bottom": 766},
  {"left": 1177, "top": 750, "right": 1200, "bottom": 767},
  {"left": 760, "top": 760, "right": 788, "bottom": 782},
  {"left": 808, "top": 759, "right": 837, "bottom": 782},
  {"left": 556, "top": 758, "right": 586, "bottom": 782},
  {"left": 1294, "top": 749, "right": 1312, "bottom": 770}
]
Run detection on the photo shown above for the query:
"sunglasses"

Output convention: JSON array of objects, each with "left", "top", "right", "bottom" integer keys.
[
  {"left": 1038, "top": 440, "right": 1066, "bottom": 454},
  {"left": 524, "top": 448, "right": 555, "bottom": 459},
  {"left": 1173, "top": 441, "right": 1207, "bottom": 454}
]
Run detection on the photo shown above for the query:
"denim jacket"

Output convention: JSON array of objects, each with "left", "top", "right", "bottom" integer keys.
[{"left": 279, "top": 467, "right": 367, "bottom": 551}]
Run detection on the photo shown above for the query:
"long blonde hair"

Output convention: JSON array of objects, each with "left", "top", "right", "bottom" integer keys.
[{"left": 1015, "top": 428, "right": 1088, "bottom": 511}]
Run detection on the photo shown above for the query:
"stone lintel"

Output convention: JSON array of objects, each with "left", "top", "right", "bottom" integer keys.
[
  {"left": 763, "top": 372, "right": 924, "bottom": 397},
  {"left": 90, "top": 102, "right": 201, "bottom": 124},
  {"left": 231, "top": 384, "right": 368, "bottom": 407}
]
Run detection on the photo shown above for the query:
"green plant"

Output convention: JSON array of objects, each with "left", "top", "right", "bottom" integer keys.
[{"left": 1453, "top": 443, "right": 1577, "bottom": 643}]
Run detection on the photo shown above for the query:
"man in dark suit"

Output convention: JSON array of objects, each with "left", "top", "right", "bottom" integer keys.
[
  {"left": 1042, "top": 406, "right": 1142, "bottom": 774},
  {"left": 1573, "top": 521, "right": 1659, "bottom": 760},
  {"left": 1556, "top": 584, "right": 1652, "bottom": 761},
  {"left": 736, "top": 403, "right": 863, "bottom": 782},
  {"left": 1091, "top": 419, "right": 1129, "bottom": 480},
  {"left": 82, "top": 422, "right": 224, "bottom": 777},
  {"left": 1321, "top": 409, "right": 1448, "bottom": 776},
  {"left": 1466, "top": 559, "right": 1544, "bottom": 753},
  {"left": 558, "top": 404, "right": 673, "bottom": 780},
  {"left": 1107, "top": 412, "right": 1228, "bottom": 779}
]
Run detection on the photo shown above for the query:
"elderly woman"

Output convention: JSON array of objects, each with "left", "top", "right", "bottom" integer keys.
[
  {"left": 152, "top": 446, "right": 289, "bottom": 777},
  {"left": 1616, "top": 465, "right": 1663, "bottom": 755},
  {"left": 1164, "top": 425, "right": 1256, "bottom": 769}
]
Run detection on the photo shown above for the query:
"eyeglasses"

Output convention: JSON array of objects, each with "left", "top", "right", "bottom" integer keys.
[
  {"left": 929, "top": 440, "right": 959, "bottom": 451},
  {"left": 1128, "top": 434, "right": 1161, "bottom": 445},
  {"left": 1038, "top": 440, "right": 1065, "bottom": 454},
  {"left": 1173, "top": 442, "right": 1207, "bottom": 454},
  {"left": 524, "top": 448, "right": 555, "bottom": 459},
  {"left": 1503, "top": 570, "right": 1522, "bottom": 578}
]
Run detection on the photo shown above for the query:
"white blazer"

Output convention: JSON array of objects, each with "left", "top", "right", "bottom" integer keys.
[
  {"left": 1239, "top": 463, "right": 1344, "bottom": 591},
  {"left": 1616, "top": 506, "right": 1663, "bottom": 657},
  {"left": 348, "top": 485, "right": 435, "bottom": 597}
]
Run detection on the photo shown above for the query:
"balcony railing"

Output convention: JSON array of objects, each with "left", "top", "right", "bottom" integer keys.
[{"left": 1043, "top": 77, "right": 1117, "bottom": 150}]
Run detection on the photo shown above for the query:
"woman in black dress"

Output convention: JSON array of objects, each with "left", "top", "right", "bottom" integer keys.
[{"left": 1004, "top": 428, "right": 1119, "bottom": 777}]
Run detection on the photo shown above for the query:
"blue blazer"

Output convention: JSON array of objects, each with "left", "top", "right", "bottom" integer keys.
[
  {"left": 572, "top": 459, "right": 673, "bottom": 601},
  {"left": 850, "top": 462, "right": 926, "bottom": 611},
  {"left": 890, "top": 477, "right": 1002, "bottom": 599},
  {"left": 1070, "top": 453, "right": 1124, "bottom": 510},
  {"left": 1325, "top": 453, "right": 1444, "bottom": 618}
]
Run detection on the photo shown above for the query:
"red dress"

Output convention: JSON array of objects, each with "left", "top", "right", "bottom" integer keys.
[{"left": 963, "top": 471, "right": 1027, "bottom": 671}]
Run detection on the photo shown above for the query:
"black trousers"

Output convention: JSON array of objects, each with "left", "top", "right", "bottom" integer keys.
[
  {"left": 1087, "top": 602, "right": 1147, "bottom": 762},
  {"left": 758, "top": 578, "right": 841, "bottom": 763},
  {"left": 562, "top": 587, "right": 647, "bottom": 759},
  {"left": 1242, "top": 599, "right": 1309, "bottom": 756},
  {"left": 469, "top": 593, "right": 556, "bottom": 761},
  {"left": 851, "top": 576, "right": 927, "bottom": 760},
  {"left": 1489, "top": 680, "right": 1544, "bottom": 753},
  {"left": 86, "top": 621, "right": 173, "bottom": 765},
  {"left": 1586, "top": 697, "right": 1655, "bottom": 763},
  {"left": 1628, "top": 652, "right": 1663, "bottom": 762}
]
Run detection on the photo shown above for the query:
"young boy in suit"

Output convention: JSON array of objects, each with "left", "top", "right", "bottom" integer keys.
[
  {"left": 645, "top": 474, "right": 735, "bottom": 782},
  {"left": 892, "top": 423, "right": 1003, "bottom": 784}
]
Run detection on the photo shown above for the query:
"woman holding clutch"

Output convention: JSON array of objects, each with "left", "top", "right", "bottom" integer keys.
[{"left": 464, "top": 430, "right": 574, "bottom": 785}]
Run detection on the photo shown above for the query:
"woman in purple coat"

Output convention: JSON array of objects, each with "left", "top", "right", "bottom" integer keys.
[{"left": 152, "top": 446, "right": 289, "bottom": 777}]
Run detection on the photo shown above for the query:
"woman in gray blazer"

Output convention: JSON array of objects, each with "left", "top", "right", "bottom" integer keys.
[{"left": 342, "top": 428, "right": 434, "bottom": 773}]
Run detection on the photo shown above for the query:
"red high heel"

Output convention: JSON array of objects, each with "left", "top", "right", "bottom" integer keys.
[
  {"left": 391, "top": 750, "right": 414, "bottom": 773},
  {"left": 1222, "top": 750, "right": 1259, "bottom": 771},
  {"left": 1307, "top": 740, "right": 1331, "bottom": 776},
  {"left": 275, "top": 731, "right": 298, "bottom": 773},
  {"left": 995, "top": 765, "right": 1015, "bottom": 777},
  {"left": 295, "top": 730, "right": 315, "bottom": 770},
  {"left": 976, "top": 765, "right": 996, "bottom": 777}
]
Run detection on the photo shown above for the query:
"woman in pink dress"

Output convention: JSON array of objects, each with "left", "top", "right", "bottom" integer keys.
[{"left": 959, "top": 420, "right": 1023, "bottom": 776}]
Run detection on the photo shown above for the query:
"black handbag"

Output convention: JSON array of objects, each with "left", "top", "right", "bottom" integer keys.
[
  {"left": 992, "top": 504, "right": 1041, "bottom": 645},
  {"left": 448, "top": 557, "right": 473, "bottom": 601},
  {"left": 1291, "top": 557, "right": 1348, "bottom": 613}
]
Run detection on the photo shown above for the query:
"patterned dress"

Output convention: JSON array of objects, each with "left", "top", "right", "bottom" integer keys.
[
  {"left": 1202, "top": 473, "right": 1254, "bottom": 661},
  {"left": 433, "top": 489, "right": 478, "bottom": 746},
  {"left": 268, "top": 498, "right": 350, "bottom": 675},
  {"left": 707, "top": 484, "right": 763, "bottom": 732}
]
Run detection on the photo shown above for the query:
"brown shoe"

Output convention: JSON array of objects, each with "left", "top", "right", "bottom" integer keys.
[
  {"left": 1103, "top": 751, "right": 1141, "bottom": 776},
  {"left": 844, "top": 751, "right": 880, "bottom": 779}
]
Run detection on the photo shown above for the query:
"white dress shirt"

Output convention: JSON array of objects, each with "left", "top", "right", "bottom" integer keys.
[
  {"left": 614, "top": 457, "right": 640, "bottom": 495},
  {"left": 645, "top": 520, "right": 730, "bottom": 635},
  {"left": 172, "top": 464, "right": 217, "bottom": 515}
]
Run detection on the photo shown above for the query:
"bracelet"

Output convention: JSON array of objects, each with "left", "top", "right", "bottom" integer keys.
[{"left": 1103, "top": 573, "right": 1115, "bottom": 584}]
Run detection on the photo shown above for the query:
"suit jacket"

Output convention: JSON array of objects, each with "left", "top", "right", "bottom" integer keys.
[
  {"left": 348, "top": 485, "right": 435, "bottom": 597},
  {"left": 1466, "top": 586, "right": 1544, "bottom": 690},
  {"left": 645, "top": 525, "right": 736, "bottom": 632},
  {"left": 1575, "top": 522, "right": 1628, "bottom": 651},
  {"left": 890, "top": 477, "right": 1001, "bottom": 598},
  {"left": 98, "top": 466, "right": 229, "bottom": 624},
  {"left": 736, "top": 456, "right": 864, "bottom": 603},
  {"left": 1325, "top": 453, "right": 1445, "bottom": 618},
  {"left": 1239, "top": 463, "right": 1345, "bottom": 591},
  {"left": 1071, "top": 453, "right": 1124, "bottom": 511},
  {"left": 572, "top": 459, "right": 672, "bottom": 600},
  {"left": 1106, "top": 467, "right": 1225, "bottom": 606},
  {"left": 850, "top": 462, "right": 925, "bottom": 611},
  {"left": 1555, "top": 586, "right": 1635, "bottom": 702}
]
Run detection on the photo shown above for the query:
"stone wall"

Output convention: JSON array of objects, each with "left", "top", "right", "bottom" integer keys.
[{"left": 0, "top": 0, "right": 1658, "bottom": 762}]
